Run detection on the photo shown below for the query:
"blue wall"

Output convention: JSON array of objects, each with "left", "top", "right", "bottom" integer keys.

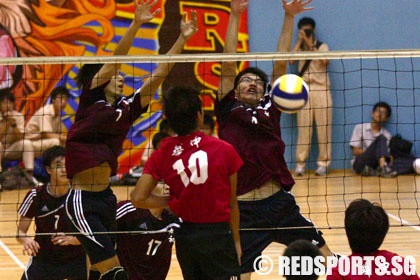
[{"left": 248, "top": 0, "right": 420, "bottom": 170}]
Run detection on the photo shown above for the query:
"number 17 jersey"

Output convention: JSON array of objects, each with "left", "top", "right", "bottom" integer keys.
[{"left": 144, "top": 131, "right": 243, "bottom": 224}]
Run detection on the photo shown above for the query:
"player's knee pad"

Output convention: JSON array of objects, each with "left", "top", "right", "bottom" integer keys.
[
  {"left": 88, "top": 269, "right": 101, "bottom": 280},
  {"left": 99, "top": 267, "right": 128, "bottom": 280}
]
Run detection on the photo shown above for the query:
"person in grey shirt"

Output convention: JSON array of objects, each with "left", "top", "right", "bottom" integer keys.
[{"left": 349, "top": 101, "right": 397, "bottom": 177}]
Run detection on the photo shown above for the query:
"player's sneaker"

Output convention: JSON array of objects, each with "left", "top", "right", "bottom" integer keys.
[
  {"left": 361, "top": 166, "right": 377, "bottom": 176},
  {"left": 129, "top": 166, "right": 143, "bottom": 178},
  {"left": 315, "top": 166, "right": 327, "bottom": 176},
  {"left": 377, "top": 166, "right": 397, "bottom": 178},
  {"left": 295, "top": 166, "right": 305, "bottom": 176}
]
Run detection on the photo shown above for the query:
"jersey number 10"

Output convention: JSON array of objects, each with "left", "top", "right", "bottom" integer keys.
[{"left": 172, "top": 150, "right": 209, "bottom": 187}]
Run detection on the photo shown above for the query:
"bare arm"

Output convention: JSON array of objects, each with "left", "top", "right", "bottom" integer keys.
[
  {"left": 91, "top": 0, "right": 161, "bottom": 89},
  {"left": 17, "top": 216, "right": 40, "bottom": 256},
  {"left": 8, "top": 116, "right": 24, "bottom": 141},
  {"left": 218, "top": 0, "right": 249, "bottom": 101},
  {"left": 272, "top": 0, "right": 313, "bottom": 83},
  {"left": 229, "top": 172, "right": 242, "bottom": 265},
  {"left": 138, "top": 11, "right": 198, "bottom": 108},
  {"left": 131, "top": 173, "right": 169, "bottom": 208},
  {"left": 351, "top": 146, "right": 364, "bottom": 157}
]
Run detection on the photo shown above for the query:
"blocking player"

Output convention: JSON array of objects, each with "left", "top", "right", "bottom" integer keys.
[
  {"left": 216, "top": 0, "right": 334, "bottom": 278},
  {"left": 64, "top": 1, "right": 198, "bottom": 279},
  {"left": 131, "top": 86, "right": 243, "bottom": 279},
  {"left": 17, "top": 146, "right": 86, "bottom": 280}
]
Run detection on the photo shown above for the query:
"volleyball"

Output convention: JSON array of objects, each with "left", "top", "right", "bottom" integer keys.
[
  {"left": 270, "top": 74, "right": 309, "bottom": 113},
  {"left": 413, "top": 158, "right": 420, "bottom": 174}
]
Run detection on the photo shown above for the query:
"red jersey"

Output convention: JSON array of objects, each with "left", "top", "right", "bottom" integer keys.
[
  {"left": 66, "top": 80, "right": 148, "bottom": 178},
  {"left": 215, "top": 90, "right": 295, "bottom": 195},
  {"left": 18, "top": 186, "right": 85, "bottom": 263},
  {"left": 144, "top": 131, "right": 243, "bottom": 223},
  {"left": 328, "top": 250, "right": 419, "bottom": 280},
  {"left": 116, "top": 201, "right": 180, "bottom": 280}
]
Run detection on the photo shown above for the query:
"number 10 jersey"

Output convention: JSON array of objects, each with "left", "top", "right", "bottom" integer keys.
[{"left": 143, "top": 131, "right": 243, "bottom": 224}]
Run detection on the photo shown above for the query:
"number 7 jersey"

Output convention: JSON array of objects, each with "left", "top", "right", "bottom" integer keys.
[{"left": 144, "top": 131, "right": 243, "bottom": 223}]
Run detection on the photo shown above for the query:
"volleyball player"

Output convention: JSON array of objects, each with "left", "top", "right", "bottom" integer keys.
[
  {"left": 131, "top": 86, "right": 243, "bottom": 279},
  {"left": 327, "top": 199, "right": 420, "bottom": 279},
  {"left": 283, "top": 239, "right": 322, "bottom": 280},
  {"left": 17, "top": 146, "right": 86, "bottom": 280},
  {"left": 64, "top": 1, "right": 198, "bottom": 278},
  {"left": 216, "top": 0, "right": 334, "bottom": 278},
  {"left": 116, "top": 132, "right": 179, "bottom": 280},
  {"left": 116, "top": 197, "right": 180, "bottom": 280}
]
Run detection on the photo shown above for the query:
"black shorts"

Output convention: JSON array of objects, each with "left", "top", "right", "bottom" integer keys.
[
  {"left": 65, "top": 187, "right": 117, "bottom": 265},
  {"left": 175, "top": 222, "right": 240, "bottom": 280},
  {"left": 238, "top": 189, "right": 326, "bottom": 273},
  {"left": 22, "top": 256, "right": 86, "bottom": 280}
]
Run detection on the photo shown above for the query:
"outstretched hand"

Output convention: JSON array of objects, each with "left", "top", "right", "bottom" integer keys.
[
  {"left": 180, "top": 11, "right": 199, "bottom": 40},
  {"left": 283, "top": 0, "right": 313, "bottom": 16},
  {"left": 134, "top": 0, "right": 161, "bottom": 24},
  {"left": 231, "top": 0, "right": 249, "bottom": 15}
]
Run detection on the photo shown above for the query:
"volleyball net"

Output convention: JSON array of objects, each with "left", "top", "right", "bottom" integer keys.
[{"left": 0, "top": 49, "right": 420, "bottom": 241}]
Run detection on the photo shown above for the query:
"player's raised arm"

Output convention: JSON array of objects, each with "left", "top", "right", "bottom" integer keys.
[
  {"left": 271, "top": 0, "right": 313, "bottom": 83},
  {"left": 218, "top": 0, "right": 248, "bottom": 101},
  {"left": 92, "top": 0, "right": 161, "bottom": 89},
  {"left": 138, "top": 10, "right": 198, "bottom": 108}
]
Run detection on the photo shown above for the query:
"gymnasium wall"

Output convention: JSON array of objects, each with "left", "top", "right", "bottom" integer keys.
[{"left": 248, "top": 0, "right": 420, "bottom": 170}]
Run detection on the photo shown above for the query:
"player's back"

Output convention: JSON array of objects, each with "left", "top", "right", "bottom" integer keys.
[{"left": 144, "top": 131, "right": 243, "bottom": 224}]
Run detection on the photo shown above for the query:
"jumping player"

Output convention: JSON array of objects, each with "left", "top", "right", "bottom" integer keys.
[
  {"left": 216, "top": 0, "right": 334, "bottom": 278},
  {"left": 17, "top": 146, "right": 86, "bottom": 280},
  {"left": 64, "top": 1, "right": 198, "bottom": 278},
  {"left": 131, "top": 86, "right": 243, "bottom": 279}
]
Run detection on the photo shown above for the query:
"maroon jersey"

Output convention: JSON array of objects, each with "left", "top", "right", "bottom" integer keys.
[
  {"left": 215, "top": 90, "right": 295, "bottom": 195},
  {"left": 18, "top": 185, "right": 85, "bottom": 263},
  {"left": 66, "top": 80, "right": 148, "bottom": 178},
  {"left": 144, "top": 131, "right": 243, "bottom": 223},
  {"left": 116, "top": 201, "right": 180, "bottom": 280}
]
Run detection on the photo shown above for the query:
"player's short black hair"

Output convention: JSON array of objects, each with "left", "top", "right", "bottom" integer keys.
[
  {"left": 158, "top": 119, "right": 171, "bottom": 134},
  {"left": 345, "top": 199, "right": 389, "bottom": 254},
  {"left": 203, "top": 113, "right": 215, "bottom": 132},
  {"left": 298, "top": 17, "right": 316, "bottom": 29},
  {"left": 51, "top": 86, "right": 71, "bottom": 100},
  {"left": 42, "top": 146, "right": 66, "bottom": 168},
  {"left": 162, "top": 86, "right": 202, "bottom": 136},
  {"left": 0, "top": 91, "right": 15, "bottom": 103},
  {"left": 75, "top": 64, "right": 103, "bottom": 87},
  {"left": 234, "top": 67, "right": 269, "bottom": 93},
  {"left": 152, "top": 132, "right": 170, "bottom": 149},
  {"left": 283, "top": 239, "right": 321, "bottom": 280},
  {"left": 373, "top": 101, "right": 392, "bottom": 118}
]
